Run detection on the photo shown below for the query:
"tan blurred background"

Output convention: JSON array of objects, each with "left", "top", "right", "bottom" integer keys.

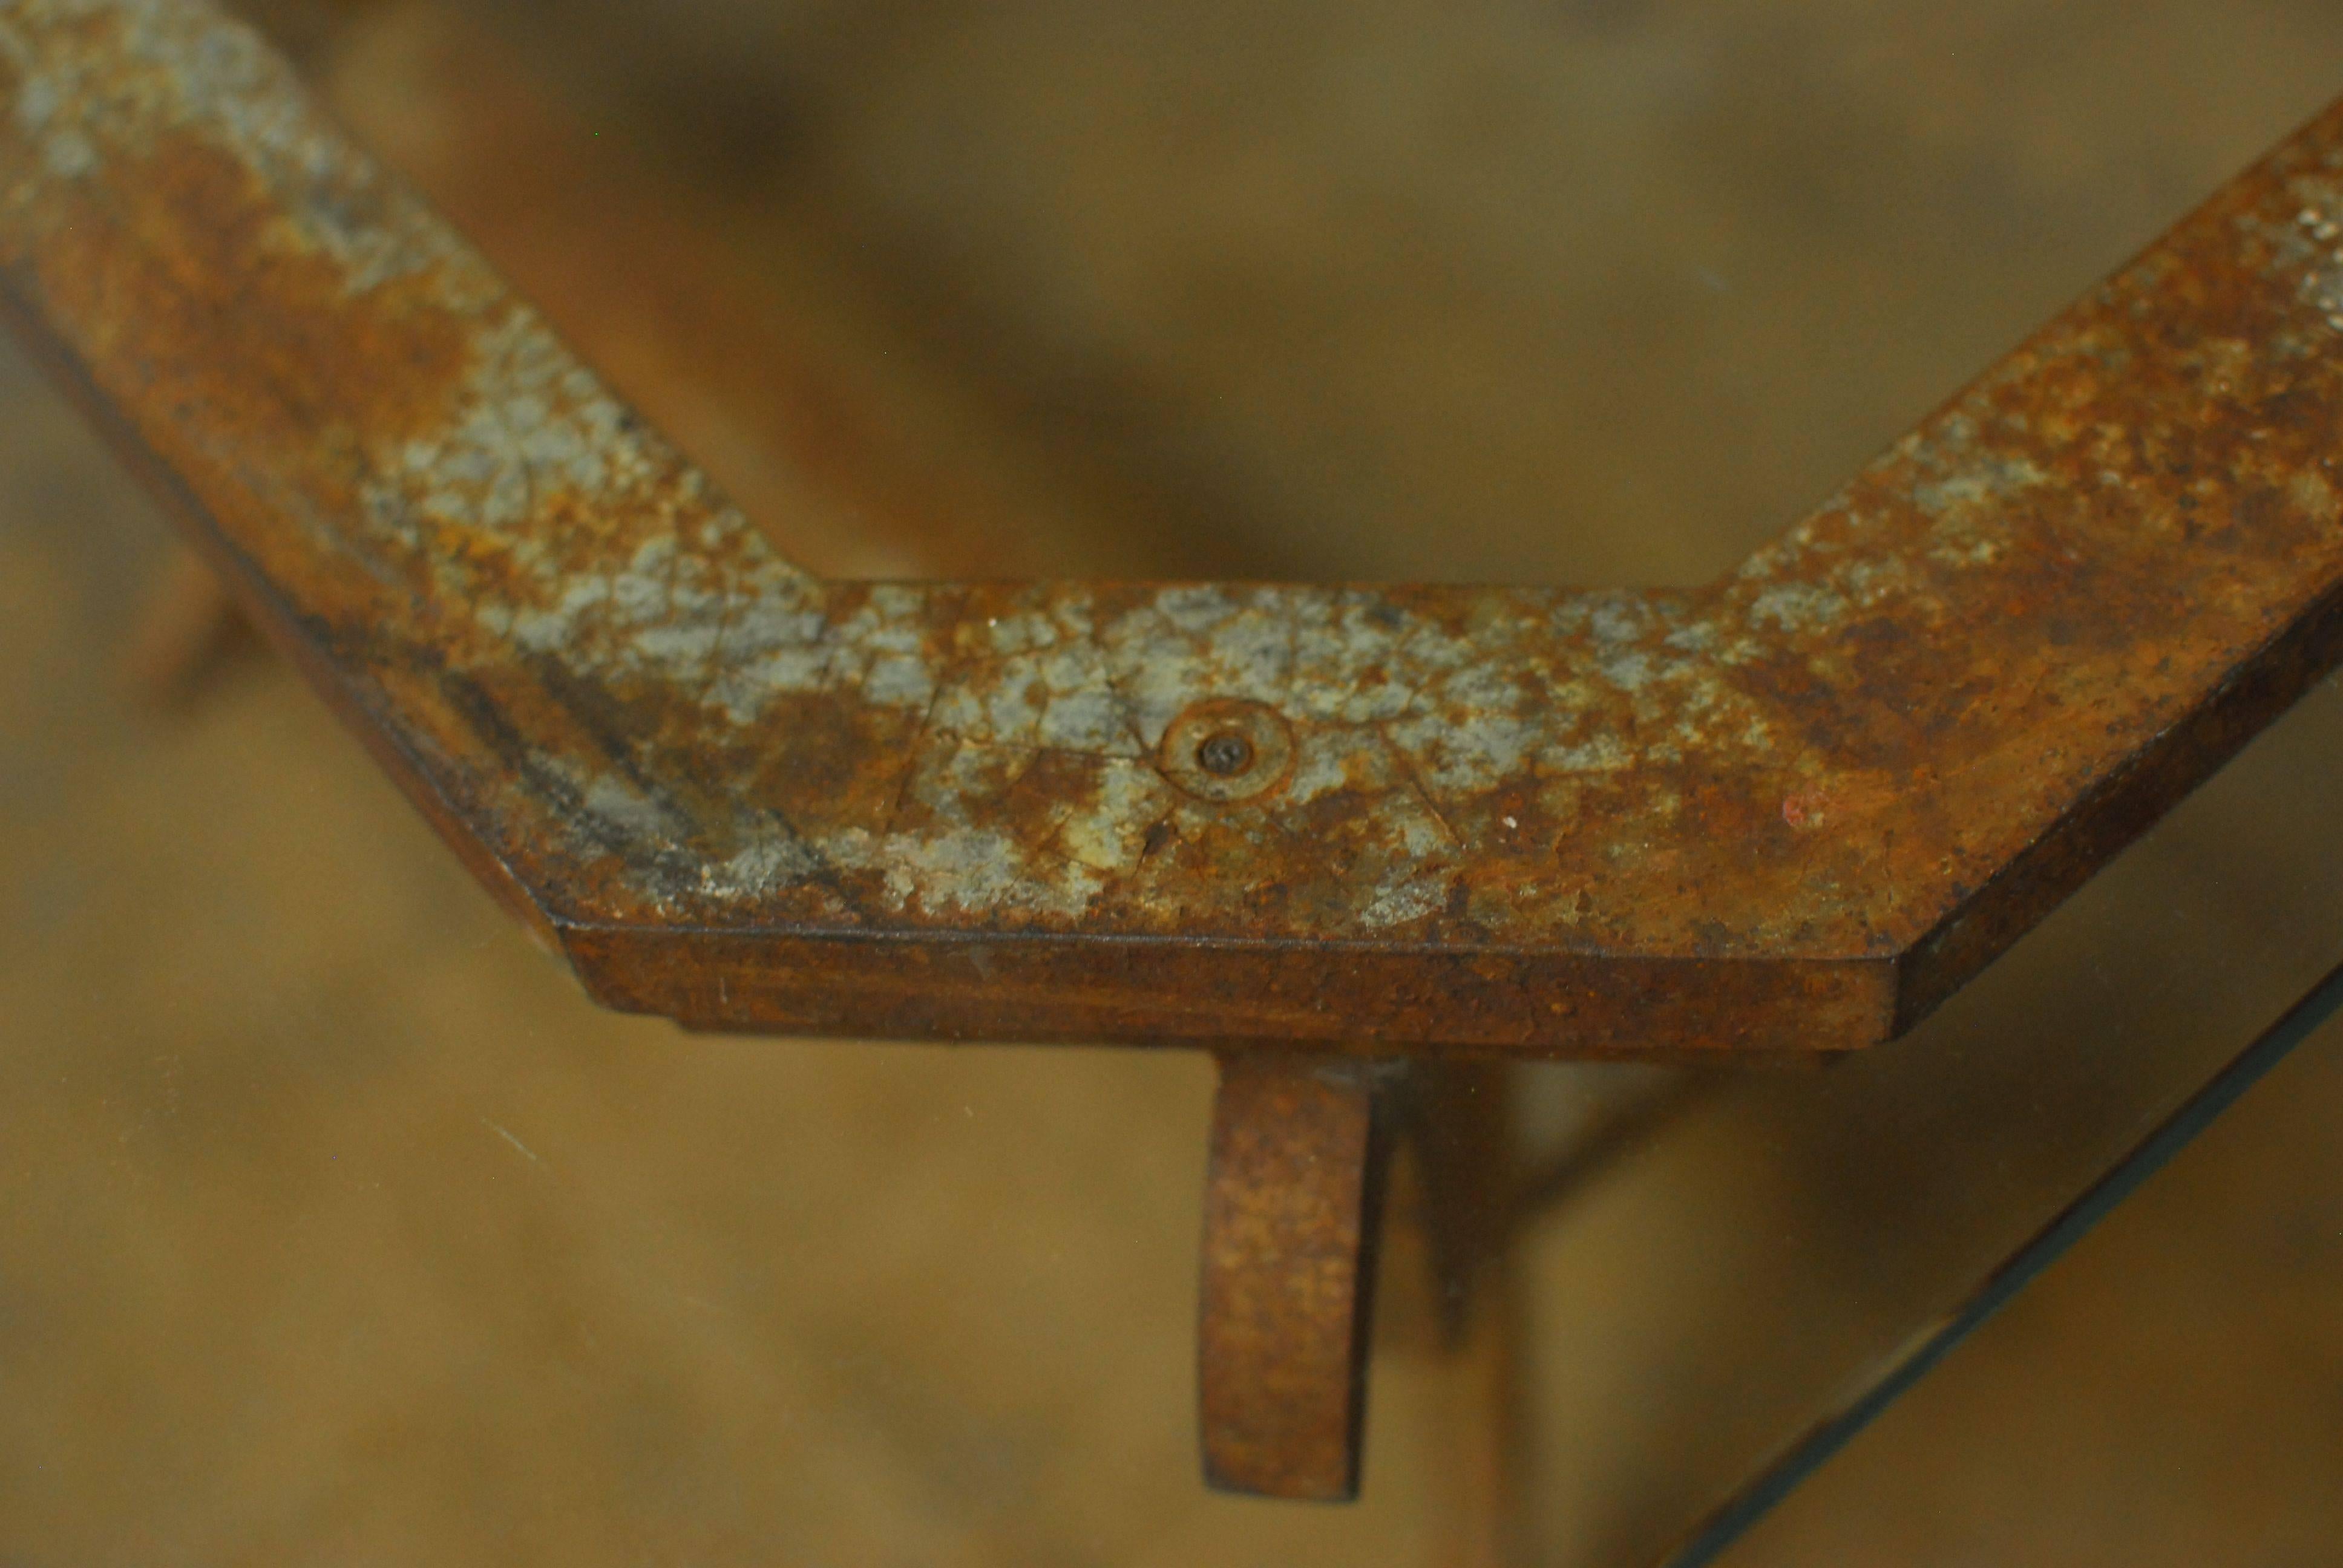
[{"left": 8, "top": 1, "right": 2343, "bottom": 1563}]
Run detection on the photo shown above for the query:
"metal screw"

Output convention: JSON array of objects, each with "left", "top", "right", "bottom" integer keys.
[{"left": 1196, "top": 730, "right": 1255, "bottom": 777}]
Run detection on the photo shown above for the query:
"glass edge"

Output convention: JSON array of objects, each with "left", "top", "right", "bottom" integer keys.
[{"left": 1658, "top": 951, "right": 2343, "bottom": 1568}]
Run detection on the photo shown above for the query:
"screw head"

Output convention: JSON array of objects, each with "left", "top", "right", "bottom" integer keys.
[
  {"left": 1158, "top": 700, "right": 1295, "bottom": 803},
  {"left": 1196, "top": 730, "right": 1255, "bottom": 777}
]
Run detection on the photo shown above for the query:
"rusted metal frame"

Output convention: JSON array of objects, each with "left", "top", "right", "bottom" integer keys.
[
  {"left": 1196, "top": 1054, "right": 1517, "bottom": 1502},
  {"left": 12, "top": 0, "right": 2343, "bottom": 1519},
  {"left": 1199, "top": 1054, "right": 1394, "bottom": 1501},
  {"left": 9, "top": 0, "right": 2343, "bottom": 1063}
]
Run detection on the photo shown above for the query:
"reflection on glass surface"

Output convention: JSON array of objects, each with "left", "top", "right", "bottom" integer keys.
[
  {"left": 1511, "top": 676, "right": 2343, "bottom": 1563},
  {"left": 6, "top": 1, "right": 2343, "bottom": 1564}
]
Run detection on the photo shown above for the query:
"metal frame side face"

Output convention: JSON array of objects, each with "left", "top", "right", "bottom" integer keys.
[{"left": 5, "top": 0, "right": 2343, "bottom": 1056}]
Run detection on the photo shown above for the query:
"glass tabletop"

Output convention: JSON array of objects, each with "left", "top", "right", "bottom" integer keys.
[{"left": 7, "top": 1, "right": 2343, "bottom": 1563}]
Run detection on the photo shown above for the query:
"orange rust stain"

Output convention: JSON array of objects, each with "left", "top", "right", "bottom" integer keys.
[{"left": 24, "top": 133, "right": 472, "bottom": 609}]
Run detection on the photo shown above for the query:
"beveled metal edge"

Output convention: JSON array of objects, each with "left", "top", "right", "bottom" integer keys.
[{"left": 5, "top": 0, "right": 2342, "bottom": 1055}]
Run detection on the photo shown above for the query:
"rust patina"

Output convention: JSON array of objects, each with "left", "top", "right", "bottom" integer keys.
[
  {"left": 6, "top": 1, "right": 2343, "bottom": 1059},
  {"left": 13, "top": 0, "right": 2343, "bottom": 1509},
  {"left": 1198, "top": 1055, "right": 1390, "bottom": 1501}
]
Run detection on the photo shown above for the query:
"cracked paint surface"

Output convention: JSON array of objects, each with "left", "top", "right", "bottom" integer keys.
[{"left": 5, "top": 0, "right": 2343, "bottom": 1053}]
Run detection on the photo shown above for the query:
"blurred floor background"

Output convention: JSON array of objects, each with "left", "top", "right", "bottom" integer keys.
[{"left": 7, "top": 0, "right": 2343, "bottom": 1563}]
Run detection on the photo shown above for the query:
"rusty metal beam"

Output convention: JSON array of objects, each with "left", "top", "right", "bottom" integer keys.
[
  {"left": 6, "top": 1, "right": 2343, "bottom": 1060},
  {"left": 16, "top": 0, "right": 2343, "bottom": 1519}
]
